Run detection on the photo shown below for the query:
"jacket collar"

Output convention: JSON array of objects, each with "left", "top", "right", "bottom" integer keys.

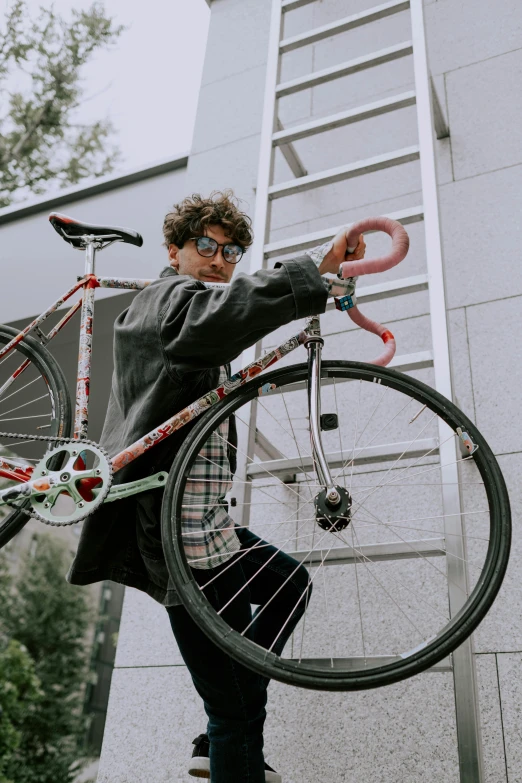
[{"left": 159, "top": 266, "right": 178, "bottom": 278}]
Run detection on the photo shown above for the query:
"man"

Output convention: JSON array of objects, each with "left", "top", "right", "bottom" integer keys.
[{"left": 67, "top": 191, "right": 365, "bottom": 782}]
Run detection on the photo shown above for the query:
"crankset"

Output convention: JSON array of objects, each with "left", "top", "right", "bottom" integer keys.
[{"left": 3, "top": 441, "right": 112, "bottom": 525}]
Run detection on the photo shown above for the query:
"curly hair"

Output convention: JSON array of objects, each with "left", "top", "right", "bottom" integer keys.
[{"left": 162, "top": 190, "right": 254, "bottom": 250}]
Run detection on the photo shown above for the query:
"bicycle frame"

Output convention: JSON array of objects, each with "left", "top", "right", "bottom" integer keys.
[{"left": 0, "top": 238, "right": 332, "bottom": 501}]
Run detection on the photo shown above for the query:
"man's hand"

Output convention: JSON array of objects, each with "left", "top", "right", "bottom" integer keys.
[{"left": 318, "top": 230, "right": 366, "bottom": 276}]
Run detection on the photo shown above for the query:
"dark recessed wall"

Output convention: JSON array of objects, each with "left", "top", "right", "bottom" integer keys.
[{"left": 8, "top": 291, "right": 138, "bottom": 443}]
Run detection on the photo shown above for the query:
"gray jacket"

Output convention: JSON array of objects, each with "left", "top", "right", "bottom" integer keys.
[{"left": 66, "top": 257, "right": 327, "bottom": 605}]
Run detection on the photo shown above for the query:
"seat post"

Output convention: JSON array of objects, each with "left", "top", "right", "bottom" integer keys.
[
  {"left": 74, "top": 237, "right": 99, "bottom": 439},
  {"left": 84, "top": 236, "right": 98, "bottom": 276}
]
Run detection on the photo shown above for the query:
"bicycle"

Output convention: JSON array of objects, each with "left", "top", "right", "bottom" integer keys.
[{"left": 0, "top": 212, "right": 511, "bottom": 691}]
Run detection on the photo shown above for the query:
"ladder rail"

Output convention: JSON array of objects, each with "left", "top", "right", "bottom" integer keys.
[
  {"left": 235, "top": 1, "right": 483, "bottom": 778},
  {"left": 410, "top": 0, "right": 483, "bottom": 778}
]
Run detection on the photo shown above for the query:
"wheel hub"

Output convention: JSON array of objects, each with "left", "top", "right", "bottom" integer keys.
[{"left": 314, "top": 485, "right": 352, "bottom": 532}]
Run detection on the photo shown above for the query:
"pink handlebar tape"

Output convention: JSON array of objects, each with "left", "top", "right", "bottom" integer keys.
[
  {"left": 338, "top": 217, "right": 409, "bottom": 366},
  {"left": 341, "top": 216, "right": 409, "bottom": 278}
]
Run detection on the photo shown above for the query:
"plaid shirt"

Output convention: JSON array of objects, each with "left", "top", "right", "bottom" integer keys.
[
  {"left": 181, "top": 366, "right": 240, "bottom": 569},
  {"left": 181, "top": 242, "right": 335, "bottom": 571}
]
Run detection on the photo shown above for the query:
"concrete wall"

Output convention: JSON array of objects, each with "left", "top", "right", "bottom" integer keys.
[
  {"left": 0, "top": 160, "right": 187, "bottom": 324},
  {"left": 0, "top": 159, "right": 189, "bottom": 762},
  {"left": 92, "top": 0, "right": 522, "bottom": 780},
  {"left": 0, "top": 156, "right": 189, "bottom": 444}
]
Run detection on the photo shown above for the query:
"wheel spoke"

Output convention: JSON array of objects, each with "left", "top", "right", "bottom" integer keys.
[
  {"left": 0, "top": 331, "right": 71, "bottom": 546},
  {"left": 0, "top": 394, "right": 49, "bottom": 417}
]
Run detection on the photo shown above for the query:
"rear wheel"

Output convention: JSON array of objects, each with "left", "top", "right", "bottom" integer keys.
[
  {"left": 162, "top": 361, "right": 511, "bottom": 691},
  {"left": 0, "top": 325, "right": 72, "bottom": 548}
]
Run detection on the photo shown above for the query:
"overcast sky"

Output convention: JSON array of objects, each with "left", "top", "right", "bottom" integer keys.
[{"left": 21, "top": 0, "right": 211, "bottom": 172}]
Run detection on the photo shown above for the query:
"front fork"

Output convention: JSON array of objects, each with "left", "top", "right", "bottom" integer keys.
[{"left": 304, "top": 317, "right": 340, "bottom": 506}]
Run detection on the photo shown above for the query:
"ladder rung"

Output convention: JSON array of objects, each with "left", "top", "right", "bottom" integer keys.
[
  {"left": 280, "top": 0, "right": 411, "bottom": 53},
  {"left": 264, "top": 206, "right": 424, "bottom": 258},
  {"left": 256, "top": 352, "right": 434, "bottom": 391},
  {"left": 288, "top": 538, "right": 446, "bottom": 565},
  {"left": 276, "top": 41, "right": 413, "bottom": 97},
  {"left": 388, "top": 350, "right": 433, "bottom": 372},
  {"left": 246, "top": 437, "right": 439, "bottom": 478},
  {"left": 255, "top": 428, "right": 285, "bottom": 461},
  {"left": 269, "top": 146, "right": 420, "bottom": 200},
  {"left": 273, "top": 92, "right": 416, "bottom": 146},
  {"left": 291, "top": 656, "right": 452, "bottom": 673},
  {"left": 282, "top": 0, "right": 315, "bottom": 11},
  {"left": 325, "top": 274, "right": 429, "bottom": 310}
]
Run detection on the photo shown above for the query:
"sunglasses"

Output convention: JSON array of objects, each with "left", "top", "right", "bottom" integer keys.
[{"left": 189, "top": 236, "right": 244, "bottom": 264}]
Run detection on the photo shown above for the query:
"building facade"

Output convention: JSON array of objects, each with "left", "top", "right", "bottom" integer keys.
[
  {"left": 0, "top": 157, "right": 188, "bottom": 756},
  {"left": 1, "top": 0, "right": 521, "bottom": 780}
]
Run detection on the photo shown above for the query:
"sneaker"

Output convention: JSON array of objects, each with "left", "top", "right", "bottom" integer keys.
[
  {"left": 188, "top": 734, "right": 210, "bottom": 779},
  {"left": 188, "top": 733, "right": 282, "bottom": 782}
]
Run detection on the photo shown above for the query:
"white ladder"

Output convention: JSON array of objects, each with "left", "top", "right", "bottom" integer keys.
[{"left": 232, "top": 1, "right": 483, "bottom": 779}]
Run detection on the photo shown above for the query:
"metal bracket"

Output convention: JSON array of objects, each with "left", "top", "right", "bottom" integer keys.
[
  {"left": 275, "top": 118, "right": 307, "bottom": 178},
  {"left": 430, "top": 76, "right": 450, "bottom": 139},
  {"left": 456, "top": 427, "right": 479, "bottom": 456},
  {"left": 33, "top": 326, "right": 49, "bottom": 345},
  {"left": 104, "top": 471, "right": 168, "bottom": 503}
]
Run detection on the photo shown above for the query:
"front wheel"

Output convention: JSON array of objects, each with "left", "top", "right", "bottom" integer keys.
[{"left": 162, "top": 361, "right": 510, "bottom": 691}]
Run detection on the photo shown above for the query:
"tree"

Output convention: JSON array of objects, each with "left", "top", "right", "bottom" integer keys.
[
  {"left": 0, "top": 0, "right": 125, "bottom": 208},
  {"left": 0, "top": 535, "right": 94, "bottom": 783},
  {"left": 0, "top": 639, "right": 43, "bottom": 783}
]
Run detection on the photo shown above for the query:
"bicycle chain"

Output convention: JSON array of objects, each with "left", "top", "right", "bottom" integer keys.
[{"left": 0, "top": 430, "right": 112, "bottom": 526}]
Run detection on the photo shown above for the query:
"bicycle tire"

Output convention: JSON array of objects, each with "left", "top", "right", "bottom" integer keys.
[
  {"left": 0, "top": 324, "right": 73, "bottom": 548},
  {"left": 161, "top": 361, "right": 511, "bottom": 691}
]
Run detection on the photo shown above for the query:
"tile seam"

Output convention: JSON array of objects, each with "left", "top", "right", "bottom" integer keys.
[
  {"left": 439, "top": 159, "right": 522, "bottom": 188},
  {"left": 264, "top": 312, "right": 431, "bottom": 348},
  {"left": 269, "top": 187, "right": 423, "bottom": 236},
  {"left": 300, "top": 78, "right": 416, "bottom": 125},
  {"left": 201, "top": 61, "right": 267, "bottom": 90},
  {"left": 493, "top": 449, "right": 522, "bottom": 458},
  {"left": 307, "top": 309, "right": 431, "bottom": 340},
  {"left": 440, "top": 43, "right": 522, "bottom": 79},
  {"left": 476, "top": 650, "right": 522, "bottom": 655},
  {"left": 447, "top": 292, "right": 522, "bottom": 312},
  {"left": 190, "top": 130, "right": 261, "bottom": 158},
  {"left": 114, "top": 663, "right": 187, "bottom": 670}
]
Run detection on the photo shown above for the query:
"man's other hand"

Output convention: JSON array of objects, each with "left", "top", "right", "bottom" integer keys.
[{"left": 318, "top": 230, "right": 366, "bottom": 276}]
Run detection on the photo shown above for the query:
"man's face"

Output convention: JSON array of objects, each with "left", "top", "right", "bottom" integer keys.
[{"left": 168, "top": 223, "right": 240, "bottom": 284}]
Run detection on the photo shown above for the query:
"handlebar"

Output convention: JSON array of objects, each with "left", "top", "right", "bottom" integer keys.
[{"left": 336, "top": 217, "right": 410, "bottom": 366}]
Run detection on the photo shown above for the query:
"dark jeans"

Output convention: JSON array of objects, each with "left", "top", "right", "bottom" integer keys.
[{"left": 166, "top": 526, "right": 312, "bottom": 783}]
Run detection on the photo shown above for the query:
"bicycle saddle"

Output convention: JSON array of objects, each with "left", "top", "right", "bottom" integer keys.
[{"left": 49, "top": 212, "right": 143, "bottom": 249}]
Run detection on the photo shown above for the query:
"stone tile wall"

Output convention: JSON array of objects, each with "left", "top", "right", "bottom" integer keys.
[{"left": 98, "top": 0, "right": 522, "bottom": 780}]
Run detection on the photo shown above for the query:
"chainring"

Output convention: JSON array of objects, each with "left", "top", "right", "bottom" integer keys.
[{"left": 28, "top": 441, "right": 112, "bottom": 525}]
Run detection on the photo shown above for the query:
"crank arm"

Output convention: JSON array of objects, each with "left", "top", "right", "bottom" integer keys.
[{"left": 104, "top": 471, "right": 168, "bottom": 503}]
